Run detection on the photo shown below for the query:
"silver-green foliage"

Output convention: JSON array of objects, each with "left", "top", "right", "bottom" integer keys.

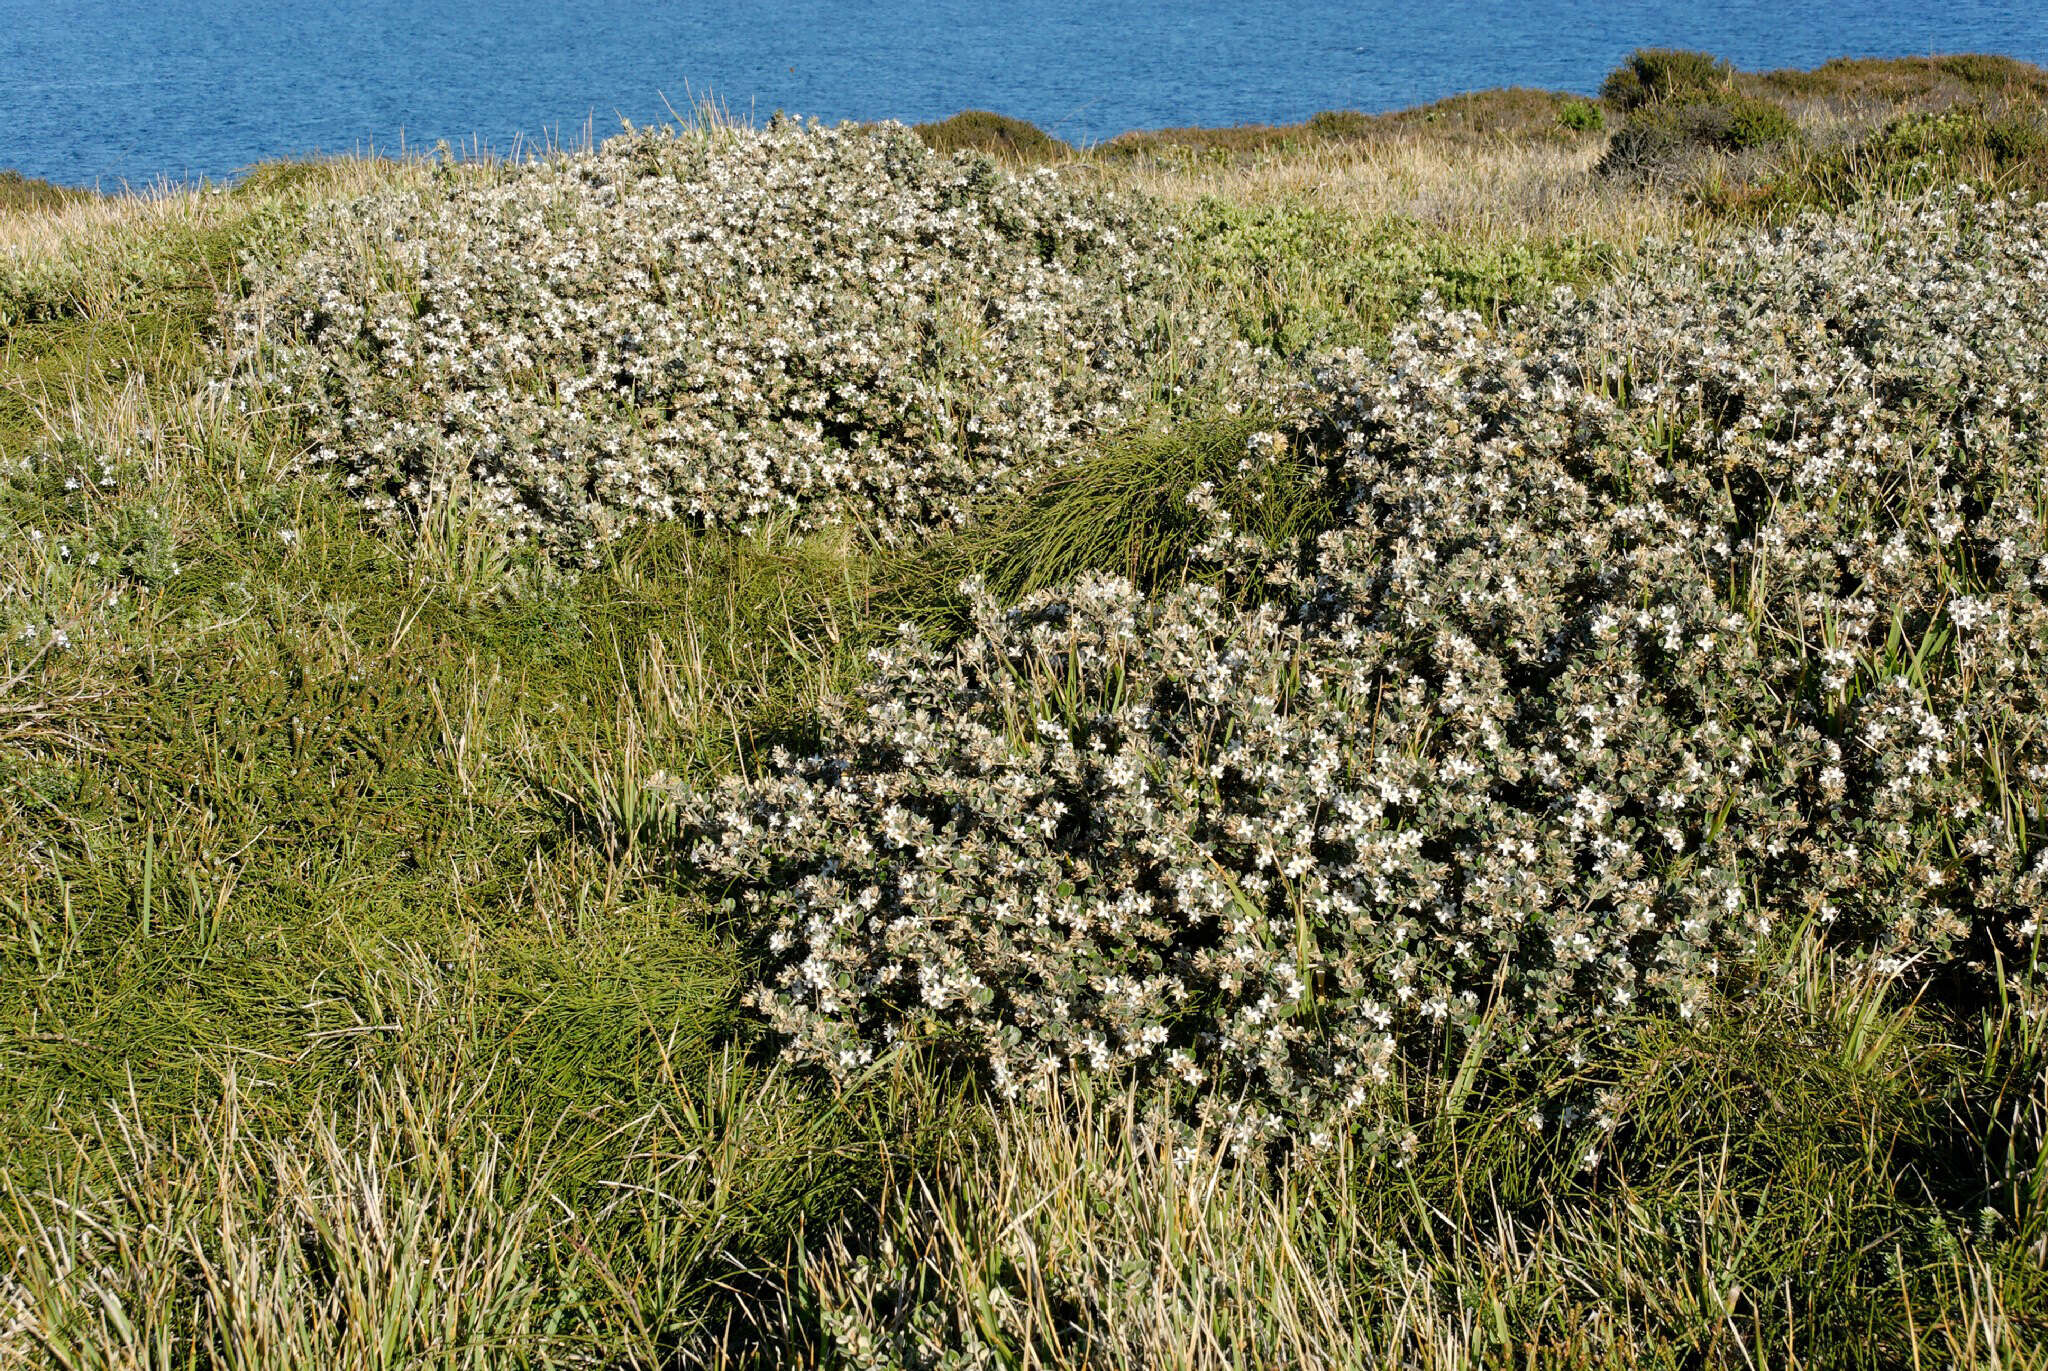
[
  {"left": 677, "top": 194, "right": 2048, "bottom": 1149},
  {"left": 235, "top": 119, "right": 1250, "bottom": 564}
]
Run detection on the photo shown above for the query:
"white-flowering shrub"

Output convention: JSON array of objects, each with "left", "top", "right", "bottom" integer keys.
[
  {"left": 233, "top": 119, "right": 1250, "bottom": 564},
  {"left": 676, "top": 194, "right": 2048, "bottom": 1151}
]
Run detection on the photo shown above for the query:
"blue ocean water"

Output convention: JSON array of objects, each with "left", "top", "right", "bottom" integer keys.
[{"left": 3, "top": 0, "right": 2045, "bottom": 189}]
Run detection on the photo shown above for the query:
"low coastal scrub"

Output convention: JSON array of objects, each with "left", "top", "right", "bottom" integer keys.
[
  {"left": 5, "top": 54, "right": 2048, "bottom": 1366},
  {"left": 1596, "top": 48, "right": 1802, "bottom": 182},
  {"left": 1774, "top": 107, "right": 2048, "bottom": 208},
  {"left": 1102, "top": 88, "right": 1599, "bottom": 163},
  {"left": 234, "top": 118, "right": 1256, "bottom": 563},
  {"left": 0, "top": 172, "right": 84, "bottom": 217},
  {"left": 679, "top": 196, "right": 2048, "bottom": 1153},
  {"left": 910, "top": 110, "right": 1070, "bottom": 164}
]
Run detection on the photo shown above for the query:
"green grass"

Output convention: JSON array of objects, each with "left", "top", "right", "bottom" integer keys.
[
  {"left": 811, "top": 941, "right": 2048, "bottom": 1366},
  {"left": 1174, "top": 197, "right": 1614, "bottom": 360},
  {"left": 3, "top": 70, "right": 2047, "bottom": 1365},
  {"left": 1762, "top": 106, "right": 2048, "bottom": 210}
]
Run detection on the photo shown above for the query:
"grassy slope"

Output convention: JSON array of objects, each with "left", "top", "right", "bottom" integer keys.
[{"left": 1, "top": 57, "right": 2045, "bottom": 1368}]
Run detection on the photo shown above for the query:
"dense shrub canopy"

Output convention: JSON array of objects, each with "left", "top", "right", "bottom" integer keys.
[
  {"left": 1601, "top": 49, "right": 1735, "bottom": 112},
  {"left": 677, "top": 196, "right": 2048, "bottom": 1151},
  {"left": 235, "top": 120, "right": 1247, "bottom": 563},
  {"left": 910, "top": 110, "right": 1070, "bottom": 163},
  {"left": 1598, "top": 94, "right": 1800, "bottom": 181}
]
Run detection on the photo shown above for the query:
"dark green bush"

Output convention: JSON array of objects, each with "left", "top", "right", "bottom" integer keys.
[
  {"left": 1304, "top": 109, "right": 1372, "bottom": 140},
  {"left": 1724, "top": 95, "right": 1800, "bottom": 148},
  {"left": 1600, "top": 48, "right": 1734, "bottom": 111},
  {"left": 0, "top": 169, "right": 87, "bottom": 214},
  {"left": 1558, "top": 98, "right": 1605, "bottom": 132},
  {"left": 1599, "top": 94, "right": 1801, "bottom": 179},
  {"left": 911, "top": 110, "right": 1070, "bottom": 164}
]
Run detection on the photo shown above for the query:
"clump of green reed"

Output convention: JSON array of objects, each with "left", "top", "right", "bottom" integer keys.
[
  {"left": 880, "top": 410, "right": 1339, "bottom": 629},
  {"left": 1, "top": 1043, "right": 976, "bottom": 1368}
]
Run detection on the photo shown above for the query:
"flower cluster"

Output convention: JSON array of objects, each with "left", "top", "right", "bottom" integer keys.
[
  {"left": 233, "top": 120, "right": 1248, "bottom": 563},
  {"left": 675, "top": 193, "right": 2048, "bottom": 1148}
]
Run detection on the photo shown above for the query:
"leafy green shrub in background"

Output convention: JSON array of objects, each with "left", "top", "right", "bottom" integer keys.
[
  {"left": 1599, "top": 93, "right": 1800, "bottom": 179},
  {"left": 0, "top": 169, "right": 87, "bottom": 214},
  {"left": 1601, "top": 48, "right": 1734, "bottom": 111},
  {"left": 1558, "top": 98, "right": 1605, "bottom": 132},
  {"left": 1862, "top": 106, "right": 2046, "bottom": 176},
  {"left": 1722, "top": 94, "right": 1799, "bottom": 147},
  {"left": 1770, "top": 108, "right": 2048, "bottom": 211},
  {"left": 910, "top": 109, "right": 1070, "bottom": 163},
  {"left": 1593, "top": 49, "right": 1800, "bottom": 182}
]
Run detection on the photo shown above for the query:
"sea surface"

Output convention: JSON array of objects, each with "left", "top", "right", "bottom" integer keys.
[{"left": 4, "top": 0, "right": 2046, "bottom": 189}]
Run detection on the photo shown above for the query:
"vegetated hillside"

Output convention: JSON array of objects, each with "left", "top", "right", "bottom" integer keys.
[{"left": 1, "top": 52, "right": 2046, "bottom": 1370}]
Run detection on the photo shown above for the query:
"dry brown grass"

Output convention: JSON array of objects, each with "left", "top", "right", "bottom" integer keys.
[
  {"left": 0, "top": 158, "right": 431, "bottom": 264},
  {"left": 1094, "top": 132, "right": 1690, "bottom": 250},
  {"left": 1101, "top": 88, "right": 1589, "bottom": 161}
]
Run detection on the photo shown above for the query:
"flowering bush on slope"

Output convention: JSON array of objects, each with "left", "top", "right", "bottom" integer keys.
[
  {"left": 678, "top": 195, "right": 2048, "bottom": 1150},
  {"left": 235, "top": 119, "right": 1248, "bottom": 564}
]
